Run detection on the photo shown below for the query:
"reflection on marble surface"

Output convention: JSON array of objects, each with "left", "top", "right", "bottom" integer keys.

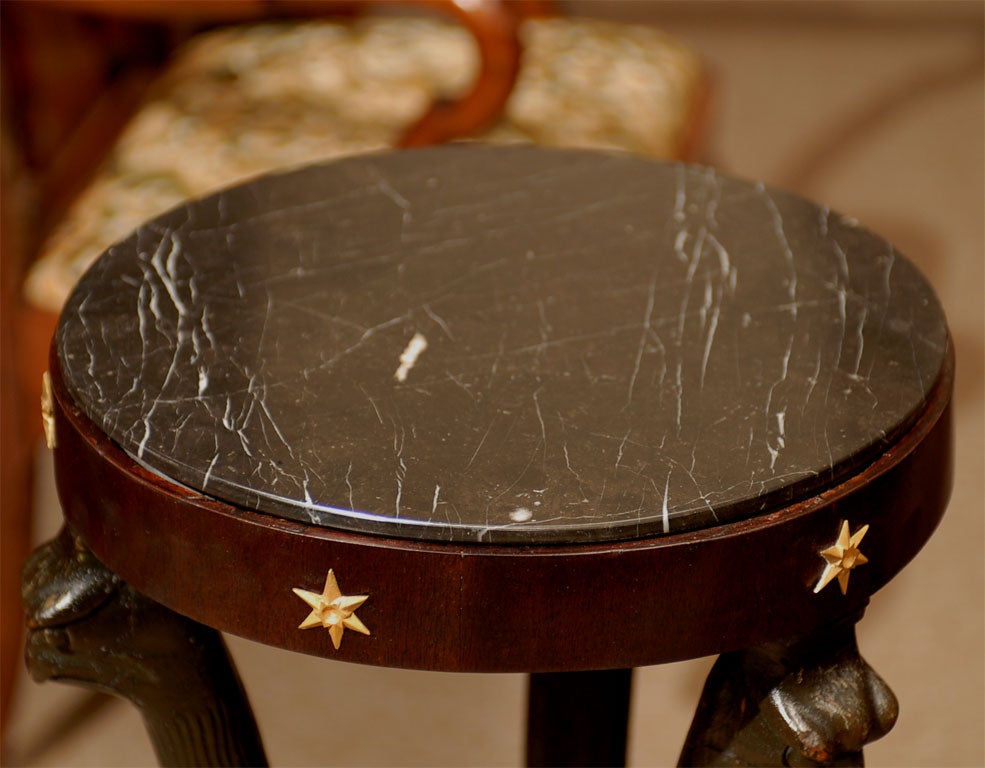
[{"left": 56, "top": 146, "right": 948, "bottom": 543}]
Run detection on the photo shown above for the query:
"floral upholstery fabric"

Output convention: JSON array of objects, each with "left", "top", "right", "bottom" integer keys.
[{"left": 26, "top": 17, "right": 704, "bottom": 312}]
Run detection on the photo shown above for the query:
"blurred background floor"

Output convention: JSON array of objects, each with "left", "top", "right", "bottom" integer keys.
[{"left": 4, "top": 2, "right": 983, "bottom": 766}]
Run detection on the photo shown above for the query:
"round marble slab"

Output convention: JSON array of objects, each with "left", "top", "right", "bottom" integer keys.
[{"left": 56, "top": 146, "right": 949, "bottom": 544}]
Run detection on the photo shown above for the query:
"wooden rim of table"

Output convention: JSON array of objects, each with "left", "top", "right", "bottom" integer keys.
[{"left": 49, "top": 341, "right": 953, "bottom": 673}]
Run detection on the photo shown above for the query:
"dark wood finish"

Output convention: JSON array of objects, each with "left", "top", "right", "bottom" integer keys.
[
  {"left": 22, "top": 527, "right": 267, "bottom": 767},
  {"left": 526, "top": 669, "right": 632, "bottom": 767},
  {"left": 679, "top": 618, "right": 897, "bottom": 767}
]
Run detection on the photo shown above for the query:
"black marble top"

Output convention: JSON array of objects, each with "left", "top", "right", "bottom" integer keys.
[{"left": 56, "top": 146, "right": 949, "bottom": 544}]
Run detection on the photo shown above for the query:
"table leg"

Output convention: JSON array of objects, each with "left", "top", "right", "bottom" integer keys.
[
  {"left": 526, "top": 668, "right": 633, "bottom": 767},
  {"left": 21, "top": 527, "right": 267, "bottom": 767},
  {"left": 678, "top": 620, "right": 897, "bottom": 767}
]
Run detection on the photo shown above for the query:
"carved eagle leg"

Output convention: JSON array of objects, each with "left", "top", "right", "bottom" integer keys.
[
  {"left": 679, "top": 620, "right": 898, "bottom": 767},
  {"left": 21, "top": 527, "right": 267, "bottom": 767}
]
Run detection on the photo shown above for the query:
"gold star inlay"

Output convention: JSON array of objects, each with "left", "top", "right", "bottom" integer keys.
[
  {"left": 41, "top": 371, "right": 57, "bottom": 449},
  {"left": 292, "top": 570, "right": 370, "bottom": 649},
  {"left": 813, "top": 520, "right": 869, "bottom": 595}
]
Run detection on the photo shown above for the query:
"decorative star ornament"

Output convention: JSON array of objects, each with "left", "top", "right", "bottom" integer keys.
[
  {"left": 41, "top": 371, "right": 57, "bottom": 449},
  {"left": 293, "top": 570, "right": 370, "bottom": 649},
  {"left": 813, "top": 521, "right": 869, "bottom": 595}
]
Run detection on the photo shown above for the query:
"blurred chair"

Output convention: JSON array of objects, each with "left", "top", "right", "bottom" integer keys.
[
  {"left": 24, "top": 12, "right": 707, "bottom": 310},
  {"left": 0, "top": 0, "right": 708, "bottom": 749}
]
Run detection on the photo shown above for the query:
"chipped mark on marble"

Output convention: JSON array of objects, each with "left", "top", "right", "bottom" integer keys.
[
  {"left": 510, "top": 507, "right": 533, "bottom": 523},
  {"left": 395, "top": 332, "right": 428, "bottom": 382}
]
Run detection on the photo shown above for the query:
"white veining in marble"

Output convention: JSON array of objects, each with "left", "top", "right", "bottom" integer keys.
[{"left": 56, "top": 147, "right": 949, "bottom": 544}]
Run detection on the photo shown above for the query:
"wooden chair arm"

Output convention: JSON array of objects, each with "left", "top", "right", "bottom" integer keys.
[
  {"left": 396, "top": 0, "right": 547, "bottom": 147},
  {"left": 41, "top": 0, "right": 555, "bottom": 146}
]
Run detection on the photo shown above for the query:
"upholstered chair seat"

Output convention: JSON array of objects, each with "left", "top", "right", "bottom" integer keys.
[{"left": 24, "top": 16, "right": 705, "bottom": 313}]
